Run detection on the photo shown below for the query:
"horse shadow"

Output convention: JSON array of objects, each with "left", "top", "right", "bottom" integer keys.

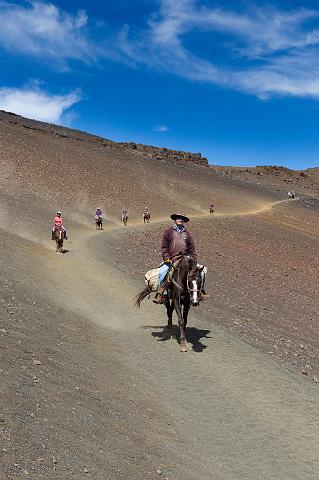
[
  {"left": 143, "top": 325, "right": 211, "bottom": 352},
  {"left": 61, "top": 249, "right": 69, "bottom": 254}
]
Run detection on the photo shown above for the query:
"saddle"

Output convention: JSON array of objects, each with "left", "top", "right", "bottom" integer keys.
[
  {"left": 165, "top": 256, "right": 183, "bottom": 283},
  {"left": 144, "top": 256, "right": 183, "bottom": 292}
]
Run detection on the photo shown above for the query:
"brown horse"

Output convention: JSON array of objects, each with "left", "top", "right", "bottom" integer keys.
[
  {"left": 54, "top": 227, "right": 64, "bottom": 253},
  {"left": 95, "top": 215, "right": 103, "bottom": 230},
  {"left": 209, "top": 205, "right": 214, "bottom": 214},
  {"left": 143, "top": 212, "right": 151, "bottom": 223},
  {"left": 136, "top": 256, "right": 203, "bottom": 352}
]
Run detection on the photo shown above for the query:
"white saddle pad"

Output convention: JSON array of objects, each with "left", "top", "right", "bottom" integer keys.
[{"left": 144, "top": 268, "right": 160, "bottom": 291}]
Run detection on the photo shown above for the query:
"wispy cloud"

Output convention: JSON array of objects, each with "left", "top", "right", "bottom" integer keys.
[
  {"left": 0, "top": 1, "right": 100, "bottom": 67},
  {"left": 153, "top": 124, "right": 169, "bottom": 132},
  {"left": 2, "top": 1, "right": 319, "bottom": 100},
  {"left": 116, "top": 0, "right": 319, "bottom": 99},
  {"left": 0, "top": 83, "right": 81, "bottom": 123}
]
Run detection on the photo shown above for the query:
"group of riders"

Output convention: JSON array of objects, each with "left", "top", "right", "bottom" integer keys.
[
  {"left": 287, "top": 190, "right": 295, "bottom": 199},
  {"left": 50, "top": 207, "right": 209, "bottom": 305},
  {"left": 51, "top": 203, "right": 214, "bottom": 239},
  {"left": 50, "top": 206, "right": 138, "bottom": 239}
]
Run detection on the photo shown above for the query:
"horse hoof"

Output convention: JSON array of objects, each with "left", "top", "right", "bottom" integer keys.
[{"left": 180, "top": 342, "right": 188, "bottom": 352}]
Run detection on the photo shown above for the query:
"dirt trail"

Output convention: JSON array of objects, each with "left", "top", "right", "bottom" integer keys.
[
  {"left": 35, "top": 200, "right": 319, "bottom": 480},
  {"left": 1, "top": 111, "right": 319, "bottom": 478}
]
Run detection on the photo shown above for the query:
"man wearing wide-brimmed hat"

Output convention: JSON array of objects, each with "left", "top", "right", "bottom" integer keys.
[{"left": 153, "top": 213, "right": 208, "bottom": 304}]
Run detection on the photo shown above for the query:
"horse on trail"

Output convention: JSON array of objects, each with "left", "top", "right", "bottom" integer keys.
[
  {"left": 54, "top": 227, "right": 64, "bottom": 253},
  {"left": 95, "top": 216, "right": 103, "bottom": 230},
  {"left": 136, "top": 256, "right": 204, "bottom": 352},
  {"left": 143, "top": 212, "right": 151, "bottom": 224},
  {"left": 209, "top": 205, "right": 214, "bottom": 214},
  {"left": 122, "top": 213, "right": 128, "bottom": 226}
]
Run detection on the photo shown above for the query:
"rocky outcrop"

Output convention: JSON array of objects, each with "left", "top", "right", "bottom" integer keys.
[{"left": 100, "top": 140, "right": 208, "bottom": 165}]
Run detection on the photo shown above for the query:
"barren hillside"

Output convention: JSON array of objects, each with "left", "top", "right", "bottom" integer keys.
[{"left": 1, "top": 110, "right": 319, "bottom": 479}]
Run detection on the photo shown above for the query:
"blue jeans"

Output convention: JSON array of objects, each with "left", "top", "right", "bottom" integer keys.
[{"left": 159, "top": 263, "right": 170, "bottom": 285}]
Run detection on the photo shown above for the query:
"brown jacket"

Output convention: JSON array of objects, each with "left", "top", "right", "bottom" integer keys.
[{"left": 161, "top": 225, "right": 197, "bottom": 261}]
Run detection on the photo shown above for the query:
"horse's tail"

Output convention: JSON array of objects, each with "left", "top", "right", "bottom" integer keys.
[{"left": 135, "top": 287, "right": 150, "bottom": 308}]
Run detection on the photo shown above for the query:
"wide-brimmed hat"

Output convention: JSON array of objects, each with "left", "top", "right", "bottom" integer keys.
[{"left": 171, "top": 213, "right": 189, "bottom": 223}]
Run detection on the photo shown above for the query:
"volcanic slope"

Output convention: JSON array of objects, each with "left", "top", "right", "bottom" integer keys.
[{"left": 1, "top": 110, "right": 319, "bottom": 479}]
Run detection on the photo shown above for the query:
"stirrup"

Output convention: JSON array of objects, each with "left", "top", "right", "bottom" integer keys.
[
  {"left": 153, "top": 297, "right": 163, "bottom": 304},
  {"left": 153, "top": 293, "right": 165, "bottom": 304}
]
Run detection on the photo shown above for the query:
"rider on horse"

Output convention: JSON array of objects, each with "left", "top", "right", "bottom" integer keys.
[
  {"left": 143, "top": 206, "right": 150, "bottom": 221},
  {"left": 153, "top": 213, "right": 208, "bottom": 304},
  {"left": 95, "top": 208, "right": 103, "bottom": 221},
  {"left": 51, "top": 211, "right": 67, "bottom": 240}
]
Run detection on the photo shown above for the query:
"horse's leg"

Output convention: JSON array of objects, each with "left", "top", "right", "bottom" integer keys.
[
  {"left": 174, "top": 298, "right": 187, "bottom": 352},
  {"left": 182, "top": 298, "right": 190, "bottom": 346},
  {"left": 165, "top": 300, "right": 173, "bottom": 331}
]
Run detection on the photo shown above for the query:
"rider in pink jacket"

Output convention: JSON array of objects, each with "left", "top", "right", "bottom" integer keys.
[{"left": 51, "top": 211, "right": 67, "bottom": 240}]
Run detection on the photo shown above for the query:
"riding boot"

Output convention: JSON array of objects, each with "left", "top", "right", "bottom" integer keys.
[
  {"left": 152, "top": 284, "right": 167, "bottom": 304},
  {"left": 200, "top": 289, "right": 209, "bottom": 300},
  {"left": 199, "top": 270, "right": 209, "bottom": 300}
]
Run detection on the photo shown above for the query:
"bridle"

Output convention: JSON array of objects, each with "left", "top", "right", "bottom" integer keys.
[
  {"left": 169, "top": 258, "right": 200, "bottom": 304},
  {"left": 187, "top": 270, "right": 200, "bottom": 304}
]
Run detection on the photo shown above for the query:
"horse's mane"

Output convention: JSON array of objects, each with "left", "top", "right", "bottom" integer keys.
[{"left": 175, "top": 255, "right": 196, "bottom": 273}]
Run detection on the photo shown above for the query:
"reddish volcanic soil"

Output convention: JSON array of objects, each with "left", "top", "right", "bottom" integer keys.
[{"left": 1, "top": 110, "right": 319, "bottom": 479}]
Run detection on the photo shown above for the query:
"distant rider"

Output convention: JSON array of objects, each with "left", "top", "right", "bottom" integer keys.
[
  {"left": 122, "top": 208, "right": 128, "bottom": 218},
  {"left": 51, "top": 211, "right": 67, "bottom": 240},
  {"left": 95, "top": 208, "right": 103, "bottom": 221},
  {"left": 153, "top": 213, "right": 208, "bottom": 304},
  {"left": 144, "top": 206, "right": 150, "bottom": 219}
]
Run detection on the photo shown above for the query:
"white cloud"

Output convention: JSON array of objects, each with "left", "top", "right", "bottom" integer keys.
[
  {"left": 0, "top": 84, "right": 81, "bottom": 123},
  {"left": 0, "top": 1, "right": 100, "bottom": 66},
  {"left": 2, "top": 1, "right": 319, "bottom": 100},
  {"left": 153, "top": 124, "right": 169, "bottom": 132},
  {"left": 116, "top": 0, "right": 319, "bottom": 99}
]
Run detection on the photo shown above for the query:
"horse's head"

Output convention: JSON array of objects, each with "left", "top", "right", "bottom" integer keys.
[
  {"left": 54, "top": 226, "right": 63, "bottom": 240},
  {"left": 187, "top": 262, "right": 203, "bottom": 306}
]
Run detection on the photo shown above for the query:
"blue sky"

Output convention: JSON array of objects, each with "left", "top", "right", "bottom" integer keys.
[{"left": 1, "top": 1, "right": 319, "bottom": 168}]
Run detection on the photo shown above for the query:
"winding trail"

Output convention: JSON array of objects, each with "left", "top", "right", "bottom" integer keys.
[{"left": 35, "top": 195, "right": 319, "bottom": 479}]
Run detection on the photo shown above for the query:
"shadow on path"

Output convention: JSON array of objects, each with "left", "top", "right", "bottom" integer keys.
[{"left": 142, "top": 325, "right": 211, "bottom": 352}]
